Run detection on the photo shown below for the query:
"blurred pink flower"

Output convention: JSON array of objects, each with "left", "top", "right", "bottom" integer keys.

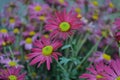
[
  {"left": 28, "top": 37, "right": 62, "bottom": 70},
  {"left": 89, "top": 51, "right": 111, "bottom": 63},
  {"left": 0, "top": 58, "right": 23, "bottom": 68},
  {"left": 45, "top": 10, "right": 83, "bottom": 40},
  {"left": 0, "top": 28, "right": 9, "bottom": 38},
  {"left": 45, "top": 0, "right": 68, "bottom": 7},
  {"left": 114, "top": 18, "right": 120, "bottom": 30},
  {"left": 80, "top": 61, "right": 107, "bottom": 80},
  {"left": 0, "top": 67, "right": 26, "bottom": 80},
  {"left": 102, "top": 59, "right": 120, "bottom": 80},
  {"left": 28, "top": 3, "right": 50, "bottom": 16}
]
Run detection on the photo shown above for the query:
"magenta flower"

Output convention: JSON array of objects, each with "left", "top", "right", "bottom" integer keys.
[
  {"left": 115, "top": 32, "right": 120, "bottom": 44},
  {"left": 45, "top": 0, "right": 68, "bottom": 7},
  {"left": 20, "top": 37, "right": 34, "bottom": 50},
  {"left": 0, "top": 58, "right": 23, "bottom": 68},
  {"left": 89, "top": 51, "right": 111, "bottom": 63},
  {"left": 0, "top": 34, "right": 15, "bottom": 48},
  {"left": 0, "top": 28, "right": 9, "bottom": 38},
  {"left": 0, "top": 67, "right": 26, "bottom": 80},
  {"left": 20, "top": 26, "right": 40, "bottom": 50},
  {"left": 28, "top": 37, "right": 62, "bottom": 70},
  {"left": 28, "top": 3, "right": 50, "bottom": 16},
  {"left": 102, "top": 59, "right": 120, "bottom": 80},
  {"left": 80, "top": 62, "right": 107, "bottom": 80},
  {"left": 45, "top": 10, "right": 83, "bottom": 40},
  {"left": 114, "top": 18, "right": 120, "bottom": 29},
  {"left": 7, "top": 15, "right": 21, "bottom": 28}
]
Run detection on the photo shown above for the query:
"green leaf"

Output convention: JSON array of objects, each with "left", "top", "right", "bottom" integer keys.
[
  {"left": 61, "top": 44, "right": 71, "bottom": 50},
  {"left": 59, "top": 57, "right": 71, "bottom": 65}
]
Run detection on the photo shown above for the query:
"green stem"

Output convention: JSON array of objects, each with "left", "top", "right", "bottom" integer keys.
[
  {"left": 8, "top": 46, "right": 14, "bottom": 59},
  {"left": 56, "top": 60, "right": 70, "bottom": 80},
  {"left": 3, "top": 47, "right": 9, "bottom": 58},
  {"left": 76, "top": 33, "right": 89, "bottom": 56},
  {"left": 119, "top": 47, "right": 120, "bottom": 57},
  {"left": 76, "top": 37, "right": 102, "bottom": 69},
  {"left": 103, "top": 40, "right": 113, "bottom": 53},
  {"left": 56, "top": 60, "right": 67, "bottom": 73},
  {"left": 27, "top": 63, "right": 32, "bottom": 79}
]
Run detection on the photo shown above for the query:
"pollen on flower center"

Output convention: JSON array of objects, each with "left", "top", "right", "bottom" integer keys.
[
  {"left": 9, "top": 18, "right": 15, "bottom": 24},
  {"left": 39, "top": 16, "right": 46, "bottom": 21},
  {"left": 9, "top": 61, "right": 17, "bottom": 67},
  {"left": 0, "top": 29, "right": 8, "bottom": 33},
  {"left": 96, "top": 75, "right": 103, "bottom": 79},
  {"left": 116, "top": 76, "right": 120, "bottom": 80},
  {"left": 25, "top": 37, "right": 32, "bottom": 44},
  {"left": 75, "top": 8, "right": 81, "bottom": 13},
  {"left": 59, "top": 22, "right": 70, "bottom": 32},
  {"left": 13, "top": 28, "right": 19, "bottom": 34},
  {"left": 29, "top": 31, "right": 35, "bottom": 36},
  {"left": 34, "top": 5, "right": 42, "bottom": 12},
  {"left": 59, "top": 0, "right": 65, "bottom": 4},
  {"left": 102, "top": 53, "right": 111, "bottom": 61},
  {"left": 8, "top": 75, "right": 17, "bottom": 80},
  {"left": 42, "top": 46, "right": 53, "bottom": 56}
]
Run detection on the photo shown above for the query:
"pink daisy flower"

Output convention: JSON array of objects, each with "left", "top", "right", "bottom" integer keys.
[
  {"left": 45, "top": 10, "right": 83, "bottom": 40},
  {"left": 28, "top": 3, "right": 50, "bottom": 16},
  {"left": 79, "top": 61, "right": 107, "bottom": 80},
  {"left": 0, "top": 58, "right": 23, "bottom": 68},
  {"left": 0, "top": 34, "right": 15, "bottom": 48},
  {"left": 7, "top": 15, "right": 21, "bottom": 28},
  {"left": 28, "top": 37, "right": 62, "bottom": 70},
  {"left": 114, "top": 18, "right": 120, "bottom": 29},
  {"left": 0, "top": 67, "right": 26, "bottom": 80},
  {"left": 20, "top": 37, "right": 34, "bottom": 50},
  {"left": 103, "top": 59, "right": 120, "bottom": 80},
  {"left": 89, "top": 51, "right": 111, "bottom": 63},
  {"left": 0, "top": 28, "right": 9, "bottom": 38}
]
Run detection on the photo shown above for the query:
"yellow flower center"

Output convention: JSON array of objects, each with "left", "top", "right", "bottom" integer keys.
[
  {"left": 39, "top": 16, "right": 46, "bottom": 21},
  {"left": 59, "top": 0, "right": 65, "bottom": 4},
  {"left": 9, "top": 61, "right": 17, "bottom": 67},
  {"left": 44, "top": 34, "right": 49, "bottom": 38},
  {"left": 13, "top": 28, "right": 19, "bottom": 34},
  {"left": 96, "top": 75, "right": 103, "bottom": 79},
  {"left": 102, "top": 53, "right": 111, "bottom": 61},
  {"left": 77, "top": 14, "right": 82, "bottom": 18},
  {"left": 59, "top": 22, "right": 70, "bottom": 32},
  {"left": 34, "top": 5, "right": 42, "bottom": 12},
  {"left": 25, "top": 37, "right": 32, "bottom": 44},
  {"left": 9, "top": 18, "right": 15, "bottom": 24},
  {"left": 29, "top": 31, "right": 35, "bottom": 36},
  {"left": 109, "top": 2, "right": 114, "bottom": 8},
  {"left": 2, "top": 42, "right": 6, "bottom": 46},
  {"left": 75, "top": 8, "right": 81, "bottom": 13},
  {"left": 8, "top": 75, "right": 17, "bottom": 80},
  {"left": 32, "top": 72, "right": 37, "bottom": 78},
  {"left": 116, "top": 76, "right": 120, "bottom": 80},
  {"left": 0, "top": 29, "right": 8, "bottom": 33},
  {"left": 42, "top": 46, "right": 53, "bottom": 56},
  {"left": 92, "top": 1, "right": 98, "bottom": 6},
  {"left": 92, "top": 14, "right": 98, "bottom": 20},
  {"left": 101, "top": 30, "right": 109, "bottom": 38}
]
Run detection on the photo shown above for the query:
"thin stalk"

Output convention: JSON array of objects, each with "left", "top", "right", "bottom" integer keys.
[
  {"left": 56, "top": 60, "right": 70, "bottom": 80},
  {"left": 76, "top": 33, "right": 89, "bottom": 56},
  {"left": 76, "top": 37, "right": 102, "bottom": 69},
  {"left": 8, "top": 46, "right": 14, "bottom": 59},
  {"left": 103, "top": 40, "right": 113, "bottom": 53},
  {"left": 119, "top": 47, "right": 120, "bottom": 57}
]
